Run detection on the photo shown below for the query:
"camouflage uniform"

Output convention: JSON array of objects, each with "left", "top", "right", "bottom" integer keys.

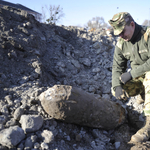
[
  {"left": 109, "top": 12, "right": 150, "bottom": 116},
  {"left": 109, "top": 12, "right": 150, "bottom": 143}
]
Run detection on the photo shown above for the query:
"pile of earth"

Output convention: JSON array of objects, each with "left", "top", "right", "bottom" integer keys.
[{"left": 0, "top": 5, "right": 148, "bottom": 150}]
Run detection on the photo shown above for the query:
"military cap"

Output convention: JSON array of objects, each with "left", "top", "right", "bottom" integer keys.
[{"left": 108, "top": 12, "right": 131, "bottom": 35}]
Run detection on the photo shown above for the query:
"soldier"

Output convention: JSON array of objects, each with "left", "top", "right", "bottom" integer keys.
[{"left": 108, "top": 12, "right": 150, "bottom": 143}]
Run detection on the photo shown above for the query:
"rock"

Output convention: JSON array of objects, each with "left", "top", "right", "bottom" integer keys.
[
  {"left": 71, "top": 59, "right": 80, "bottom": 69},
  {"left": 19, "top": 115, "right": 43, "bottom": 133},
  {"left": 24, "top": 135, "right": 37, "bottom": 148},
  {"left": 4, "top": 95, "right": 12, "bottom": 103},
  {"left": 39, "top": 85, "right": 126, "bottom": 130},
  {"left": 0, "top": 126, "right": 25, "bottom": 148},
  {"left": 5, "top": 118, "right": 16, "bottom": 127},
  {"left": 115, "top": 142, "right": 120, "bottom": 150},
  {"left": 13, "top": 107, "right": 24, "bottom": 120},
  {"left": 80, "top": 58, "right": 91, "bottom": 67},
  {"left": 17, "top": 142, "right": 24, "bottom": 150},
  {"left": 92, "top": 129, "right": 110, "bottom": 142},
  {"left": 41, "top": 130, "right": 54, "bottom": 143},
  {"left": 75, "top": 134, "right": 82, "bottom": 141},
  {"left": 0, "top": 115, "right": 6, "bottom": 124},
  {"left": 93, "top": 42, "right": 101, "bottom": 49},
  {"left": 34, "top": 142, "right": 40, "bottom": 149},
  {"left": 41, "top": 142, "right": 49, "bottom": 150},
  {"left": 92, "top": 67, "right": 101, "bottom": 73}
]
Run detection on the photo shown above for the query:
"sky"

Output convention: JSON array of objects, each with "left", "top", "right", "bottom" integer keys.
[{"left": 4, "top": 0, "right": 150, "bottom": 27}]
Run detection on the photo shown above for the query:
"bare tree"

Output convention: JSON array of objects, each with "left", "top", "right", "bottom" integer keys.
[
  {"left": 41, "top": 6, "right": 46, "bottom": 23},
  {"left": 85, "top": 17, "right": 109, "bottom": 30},
  {"left": 41, "top": 5, "right": 64, "bottom": 24},
  {"left": 142, "top": 20, "right": 150, "bottom": 26}
]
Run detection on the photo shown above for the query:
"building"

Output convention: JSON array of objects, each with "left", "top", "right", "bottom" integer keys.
[{"left": 0, "top": 0, "right": 42, "bottom": 21}]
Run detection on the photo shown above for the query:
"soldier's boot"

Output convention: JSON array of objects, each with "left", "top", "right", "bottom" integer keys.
[{"left": 131, "top": 116, "right": 150, "bottom": 143}]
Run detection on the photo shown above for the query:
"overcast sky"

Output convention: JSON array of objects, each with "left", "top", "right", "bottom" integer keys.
[{"left": 5, "top": 0, "right": 150, "bottom": 26}]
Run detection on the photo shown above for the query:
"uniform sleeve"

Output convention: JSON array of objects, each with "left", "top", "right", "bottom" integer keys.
[
  {"left": 112, "top": 46, "right": 127, "bottom": 89},
  {"left": 130, "top": 37, "right": 150, "bottom": 78}
]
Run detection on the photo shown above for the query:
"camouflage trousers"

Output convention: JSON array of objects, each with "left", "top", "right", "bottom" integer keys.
[{"left": 112, "top": 71, "right": 150, "bottom": 116}]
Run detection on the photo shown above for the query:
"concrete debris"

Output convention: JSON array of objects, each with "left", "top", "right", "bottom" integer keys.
[
  {"left": 0, "top": 126, "right": 25, "bottom": 148},
  {"left": 41, "top": 130, "right": 54, "bottom": 143},
  {"left": 20, "top": 115, "right": 43, "bottom": 133}
]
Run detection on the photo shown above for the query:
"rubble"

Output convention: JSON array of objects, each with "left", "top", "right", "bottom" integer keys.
[
  {"left": 20, "top": 115, "right": 44, "bottom": 133},
  {"left": 0, "top": 126, "right": 25, "bottom": 148},
  {"left": 0, "top": 5, "right": 147, "bottom": 150}
]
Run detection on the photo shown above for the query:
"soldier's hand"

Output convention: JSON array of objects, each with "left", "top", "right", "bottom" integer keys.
[
  {"left": 120, "top": 72, "right": 132, "bottom": 84},
  {"left": 115, "top": 86, "right": 128, "bottom": 100}
]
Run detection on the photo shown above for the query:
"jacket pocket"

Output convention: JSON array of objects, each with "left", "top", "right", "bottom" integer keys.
[{"left": 139, "top": 49, "right": 149, "bottom": 60}]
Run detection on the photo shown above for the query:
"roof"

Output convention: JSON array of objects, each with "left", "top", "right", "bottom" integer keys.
[{"left": 0, "top": 0, "right": 41, "bottom": 15}]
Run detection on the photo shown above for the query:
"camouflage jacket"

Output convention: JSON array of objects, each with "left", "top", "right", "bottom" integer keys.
[{"left": 112, "top": 23, "right": 150, "bottom": 89}]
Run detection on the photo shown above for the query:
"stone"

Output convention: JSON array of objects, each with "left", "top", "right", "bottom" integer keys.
[
  {"left": 24, "top": 135, "right": 37, "bottom": 148},
  {"left": 41, "top": 142, "right": 49, "bottom": 150},
  {"left": 0, "top": 115, "right": 6, "bottom": 124},
  {"left": 0, "top": 126, "right": 25, "bottom": 148},
  {"left": 41, "top": 130, "right": 54, "bottom": 143},
  {"left": 80, "top": 58, "right": 91, "bottom": 67},
  {"left": 71, "top": 59, "right": 80, "bottom": 69},
  {"left": 93, "top": 42, "right": 100, "bottom": 49},
  {"left": 115, "top": 142, "right": 120, "bottom": 150},
  {"left": 13, "top": 107, "right": 24, "bottom": 120},
  {"left": 19, "top": 115, "right": 43, "bottom": 133}
]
